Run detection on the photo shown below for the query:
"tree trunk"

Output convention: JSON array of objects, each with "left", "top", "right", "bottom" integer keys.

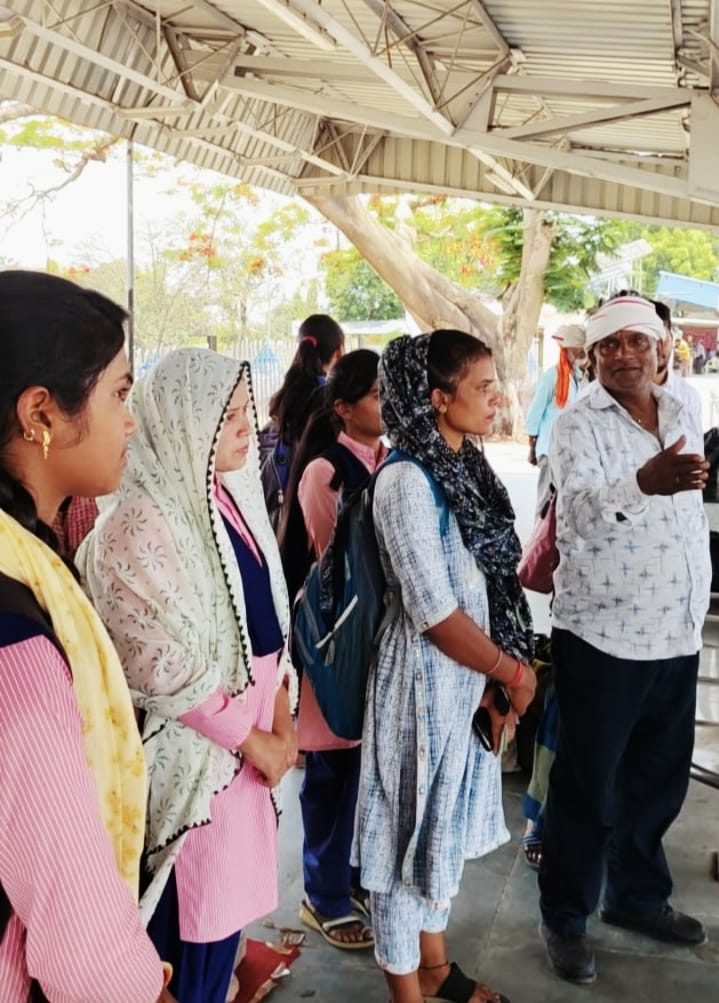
[
  {"left": 497, "top": 209, "right": 557, "bottom": 436},
  {"left": 305, "top": 195, "right": 554, "bottom": 438},
  {"left": 498, "top": 209, "right": 556, "bottom": 382},
  {"left": 305, "top": 194, "right": 501, "bottom": 346}
]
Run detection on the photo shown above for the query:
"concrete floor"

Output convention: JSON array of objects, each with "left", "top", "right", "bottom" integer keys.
[
  {"left": 253, "top": 769, "right": 718, "bottom": 1003},
  {"left": 250, "top": 442, "right": 719, "bottom": 1002}
]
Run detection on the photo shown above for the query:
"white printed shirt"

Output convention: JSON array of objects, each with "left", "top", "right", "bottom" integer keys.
[
  {"left": 550, "top": 382, "right": 710, "bottom": 660},
  {"left": 664, "top": 368, "right": 703, "bottom": 439}
]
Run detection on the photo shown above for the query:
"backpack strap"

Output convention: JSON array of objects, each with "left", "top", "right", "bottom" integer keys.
[
  {"left": 0, "top": 572, "right": 68, "bottom": 664},
  {"left": 381, "top": 449, "right": 450, "bottom": 535},
  {"left": 320, "top": 441, "right": 372, "bottom": 495}
]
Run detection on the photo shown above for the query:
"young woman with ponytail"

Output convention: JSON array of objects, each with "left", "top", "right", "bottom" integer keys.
[
  {"left": 278, "top": 349, "right": 385, "bottom": 951},
  {"left": 261, "top": 316, "right": 345, "bottom": 529},
  {"left": 0, "top": 270, "right": 172, "bottom": 1003},
  {"left": 525, "top": 324, "right": 586, "bottom": 517},
  {"left": 269, "top": 314, "right": 345, "bottom": 447}
]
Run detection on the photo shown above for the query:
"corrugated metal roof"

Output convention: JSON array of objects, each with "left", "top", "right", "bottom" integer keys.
[{"left": 0, "top": 1, "right": 718, "bottom": 224}]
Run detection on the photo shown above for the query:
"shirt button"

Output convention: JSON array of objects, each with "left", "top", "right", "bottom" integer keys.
[
  {"left": 419, "top": 746, "right": 426, "bottom": 758},
  {"left": 418, "top": 786, "right": 425, "bottom": 796}
]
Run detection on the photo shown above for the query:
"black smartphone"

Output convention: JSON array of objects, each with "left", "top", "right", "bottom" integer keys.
[{"left": 472, "top": 683, "right": 511, "bottom": 751}]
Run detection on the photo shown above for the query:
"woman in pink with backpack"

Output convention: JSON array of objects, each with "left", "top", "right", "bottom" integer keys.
[{"left": 279, "top": 350, "right": 386, "bottom": 952}]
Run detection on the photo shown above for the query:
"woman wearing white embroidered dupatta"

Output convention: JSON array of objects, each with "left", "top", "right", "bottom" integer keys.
[{"left": 78, "top": 348, "right": 297, "bottom": 1003}]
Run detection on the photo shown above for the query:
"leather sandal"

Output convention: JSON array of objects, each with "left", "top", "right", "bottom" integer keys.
[
  {"left": 349, "top": 886, "right": 371, "bottom": 919},
  {"left": 423, "top": 961, "right": 511, "bottom": 1003},
  {"left": 299, "top": 898, "right": 374, "bottom": 950}
]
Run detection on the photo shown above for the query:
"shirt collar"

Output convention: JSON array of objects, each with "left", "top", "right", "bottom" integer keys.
[
  {"left": 337, "top": 429, "right": 387, "bottom": 469},
  {"left": 587, "top": 380, "right": 683, "bottom": 424}
]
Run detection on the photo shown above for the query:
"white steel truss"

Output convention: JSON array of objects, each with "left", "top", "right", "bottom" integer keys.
[{"left": 1, "top": 1, "right": 719, "bottom": 226}]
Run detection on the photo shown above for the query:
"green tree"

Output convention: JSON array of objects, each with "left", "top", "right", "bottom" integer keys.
[
  {"left": 472, "top": 206, "right": 621, "bottom": 311},
  {"left": 170, "top": 183, "right": 312, "bottom": 352},
  {"left": 321, "top": 246, "right": 403, "bottom": 320},
  {"left": 605, "top": 222, "right": 719, "bottom": 296}
]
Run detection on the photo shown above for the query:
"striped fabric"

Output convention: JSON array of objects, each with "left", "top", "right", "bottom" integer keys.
[{"left": 0, "top": 634, "right": 162, "bottom": 1003}]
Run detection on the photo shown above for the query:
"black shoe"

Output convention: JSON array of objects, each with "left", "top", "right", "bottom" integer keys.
[
  {"left": 539, "top": 922, "right": 597, "bottom": 984},
  {"left": 600, "top": 906, "right": 707, "bottom": 946}
]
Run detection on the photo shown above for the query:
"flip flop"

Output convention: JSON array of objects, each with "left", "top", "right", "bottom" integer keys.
[
  {"left": 299, "top": 898, "right": 374, "bottom": 950},
  {"left": 423, "top": 961, "right": 511, "bottom": 1003},
  {"left": 521, "top": 832, "right": 542, "bottom": 871}
]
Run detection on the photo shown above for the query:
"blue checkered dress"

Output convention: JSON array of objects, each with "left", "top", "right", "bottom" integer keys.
[{"left": 355, "top": 461, "right": 509, "bottom": 904}]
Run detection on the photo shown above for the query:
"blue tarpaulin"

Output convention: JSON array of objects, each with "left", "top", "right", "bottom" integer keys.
[{"left": 656, "top": 271, "right": 719, "bottom": 311}]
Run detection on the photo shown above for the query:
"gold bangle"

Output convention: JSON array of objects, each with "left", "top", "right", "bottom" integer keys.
[{"left": 486, "top": 646, "right": 503, "bottom": 677}]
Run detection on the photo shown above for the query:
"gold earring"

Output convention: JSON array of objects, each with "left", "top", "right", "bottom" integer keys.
[
  {"left": 22, "top": 429, "right": 35, "bottom": 443},
  {"left": 41, "top": 429, "right": 52, "bottom": 461}
]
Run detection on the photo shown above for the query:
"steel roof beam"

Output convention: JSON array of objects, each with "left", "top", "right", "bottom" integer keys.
[
  {"left": 16, "top": 14, "right": 190, "bottom": 105},
  {"left": 710, "top": 0, "right": 719, "bottom": 91},
  {"left": 361, "top": 0, "right": 442, "bottom": 106},
  {"left": 173, "top": 120, "right": 346, "bottom": 176},
  {"left": 223, "top": 72, "right": 693, "bottom": 202},
  {"left": 286, "top": 0, "right": 455, "bottom": 134},
  {"left": 492, "top": 74, "right": 697, "bottom": 102},
  {"left": 498, "top": 93, "right": 692, "bottom": 142},
  {"left": 470, "top": 0, "right": 511, "bottom": 56},
  {"left": 163, "top": 26, "right": 199, "bottom": 101},
  {"left": 224, "top": 74, "right": 438, "bottom": 136},
  {"left": 231, "top": 54, "right": 374, "bottom": 81}
]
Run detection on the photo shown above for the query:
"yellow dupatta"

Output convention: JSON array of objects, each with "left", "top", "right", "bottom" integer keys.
[{"left": 0, "top": 509, "right": 146, "bottom": 897}]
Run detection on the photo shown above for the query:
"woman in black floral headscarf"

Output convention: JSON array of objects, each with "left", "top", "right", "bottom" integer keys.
[{"left": 355, "top": 331, "right": 536, "bottom": 1003}]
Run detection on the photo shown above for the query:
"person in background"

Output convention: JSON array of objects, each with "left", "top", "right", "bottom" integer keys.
[
  {"left": 674, "top": 335, "right": 692, "bottom": 377},
  {"left": 79, "top": 349, "right": 297, "bottom": 1003},
  {"left": 52, "top": 495, "right": 98, "bottom": 561},
  {"left": 279, "top": 350, "right": 385, "bottom": 951},
  {"left": 261, "top": 315, "right": 345, "bottom": 529},
  {"left": 525, "top": 324, "right": 586, "bottom": 516},
  {"left": 0, "top": 270, "right": 171, "bottom": 1003},
  {"left": 693, "top": 338, "right": 706, "bottom": 375},
  {"left": 651, "top": 301, "right": 703, "bottom": 438},
  {"left": 538, "top": 295, "right": 710, "bottom": 986},
  {"left": 356, "top": 330, "right": 536, "bottom": 1003}
]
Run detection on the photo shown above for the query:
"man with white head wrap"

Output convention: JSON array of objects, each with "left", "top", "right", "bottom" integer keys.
[
  {"left": 537, "top": 296, "right": 710, "bottom": 985},
  {"left": 525, "top": 323, "right": 586, "bottom": 516}
]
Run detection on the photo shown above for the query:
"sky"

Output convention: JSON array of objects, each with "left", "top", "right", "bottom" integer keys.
[{"left": 0, "top": 141, "right": 291, "bottom": 269}]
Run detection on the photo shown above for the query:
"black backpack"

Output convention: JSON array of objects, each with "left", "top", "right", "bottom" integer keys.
[
  {"left": 259, "top": 421, "right": 293, "bottom": 533},
  {"left": 292, "top": 451, "right": 449, "bottom": 739},
  {"left": 279, "top": 441, "right": 370, "bottom": 604}
]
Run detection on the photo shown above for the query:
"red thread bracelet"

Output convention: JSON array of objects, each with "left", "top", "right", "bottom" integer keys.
[{"left": 506, "top": 659, "right": 524, "bottom": 689}]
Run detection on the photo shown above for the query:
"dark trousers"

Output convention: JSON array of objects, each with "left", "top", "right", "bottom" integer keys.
[
  {"left": 539, "top": 628, "right": 698, "bottom": 937},
  {"left": 147, "top": 869, "right": 241, "bottom": 1003},
  {"left": 300, "top": 746, "right": 362, "bottom": 918}
]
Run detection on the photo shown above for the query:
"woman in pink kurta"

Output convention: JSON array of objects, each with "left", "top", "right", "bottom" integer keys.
[
  {"left": 79, "top": 349, "right": 297, "bottom": 1003},
  {"left": 278, "top": 350, "right": 385, "bottom": 950},
  {"left": 0, "top": 269, "right": 169, "bottom": 1003}
]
